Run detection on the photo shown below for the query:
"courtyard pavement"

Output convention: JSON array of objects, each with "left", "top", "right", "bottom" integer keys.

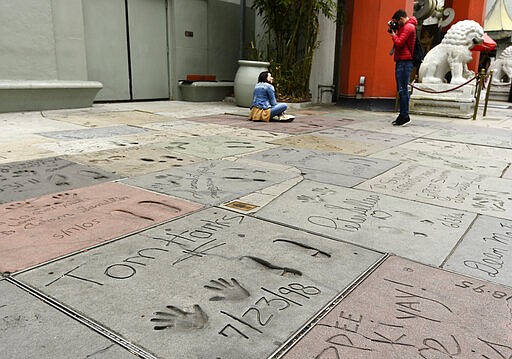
[{"left": 1, "top": 99, "right": 512, "bottom": 358}]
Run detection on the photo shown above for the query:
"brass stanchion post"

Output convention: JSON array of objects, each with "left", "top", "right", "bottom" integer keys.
[
  {"left": 483, "top": 70, "right": 494, "bottom": 117},
  {"left": 473, "top": 69, "right": 485, "bottom": 121}
]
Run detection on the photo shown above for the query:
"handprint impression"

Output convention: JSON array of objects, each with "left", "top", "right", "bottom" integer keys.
[
  {"left": 204, "top": 277, "right": 250, "bottom": 302},
  {"left": 151, "top": 304, "right": 208, "bottom": 330}
]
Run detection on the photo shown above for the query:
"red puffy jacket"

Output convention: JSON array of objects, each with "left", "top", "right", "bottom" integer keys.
[{"left": 392, "top": 17, "right": 417, "bottom": 62}]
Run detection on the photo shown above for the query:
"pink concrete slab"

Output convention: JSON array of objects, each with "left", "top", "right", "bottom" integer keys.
[
  {"left": 280, "top": 255, "right": 512, "bottom": 359},
  {"left": 184, "top": 114, "right": 354, "bottom": 134},
  {"left": 0, "top": 182, "right": 202, "bottom": 273}
]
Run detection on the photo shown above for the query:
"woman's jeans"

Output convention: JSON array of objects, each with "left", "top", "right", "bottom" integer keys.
[
  {"left": 270, "top": 103, "right": 287, "bottom": 118},
  {"left": 395, "top": 60, "right": 413, "bottom": 118}
]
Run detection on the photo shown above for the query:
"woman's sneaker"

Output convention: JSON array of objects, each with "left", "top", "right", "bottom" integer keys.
[{"left": 393, "top": 115, "right": 410, "bottom": 126}]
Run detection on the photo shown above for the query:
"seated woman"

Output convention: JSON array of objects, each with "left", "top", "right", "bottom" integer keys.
[{"left": 249, "top": 71, "right": 294, "bottom": 122}]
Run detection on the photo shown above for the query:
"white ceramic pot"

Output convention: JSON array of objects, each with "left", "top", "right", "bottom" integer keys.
[{"left": 234, "top": 60, "right": 270, "bottom": 107}]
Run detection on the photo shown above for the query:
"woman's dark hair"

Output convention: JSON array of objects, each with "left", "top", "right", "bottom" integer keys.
[
  {"left": 392, "top": 9, "right": 407, "bottom": 21},
  {"left": 257, "top": 71, "right": 269, "bottom": 83}
]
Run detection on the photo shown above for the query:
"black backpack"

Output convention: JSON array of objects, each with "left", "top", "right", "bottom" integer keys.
[{"left": 412, "top": 37, "right": 424, "bottom": 68}]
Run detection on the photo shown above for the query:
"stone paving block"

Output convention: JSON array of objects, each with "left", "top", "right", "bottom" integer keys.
[
  {"left": 154, "top": 134, "right": 277, "bottom": 160},
  {"left": 342, "top": 118, "right": 449, "bottom": 137},
  {"left": 279, "top": 255, "right": 512, "bottom": 359},
  {"left": 271, "top": 134, "right": 390, "bottom": 156},
  {"left": 0, "top": 182, "right": 201, "bottom": 273},
  {"left": 357, "top": 163, "right": 512, "bottom": 219},
  {"left": 317, "top": 127, "right": 416, "bottom": 146},
  {"left": 37, "top": 125, "right": 150, "bottom": 140},
  {"left": 67, "top": 145, "right": 204, "bottom": 177},
  {"left": 0, "top": 136, "right": 58, "bottom": 163},
  {"left": 0, "top": 111, "right": 85, "bottom": 136},
  {"left": 503, "top": 166, "right": 512, "bottom": 179},
  {"left": 184, "top": 114, "right": 354, "bottom": 134},
  {"left": 35, "top": 137, "right": 143, "bottom": 155},
  {"left": 371, "top": 138, "right": 511, "bottom": 176},
  {"left": 42, "top": 110, "right": 165, "bottom": 127},
  {"left": 247, "top": 147, "right": 399, "bottom": 180},
  {"left": 0, "top": 280, "right": 133, "bottom": 359},
  {"left": 425, "top": 124, "right": 512, "bottom": 148},
  {"left": 14, "top": 207, "right": 385, "bottom": 359},
  {"left": 0, "top": 157, "right": 120, "bottom": 203},
  {"left": 255, "top": 180, "right": 475, "bottom": 266},
  {"left": 443, "top": 215, "right": 512, "bottom": 287},
  {"left": 121, "top": 158, "right": 297, "bottom": 206}
]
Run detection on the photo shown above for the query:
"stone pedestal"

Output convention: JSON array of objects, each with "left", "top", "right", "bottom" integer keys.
[
  {"left": 485, "top": 83, "right": 511, "bottom": 102},
  {"left": 410, "top": 83, "right": 476, "bottom": 119}
]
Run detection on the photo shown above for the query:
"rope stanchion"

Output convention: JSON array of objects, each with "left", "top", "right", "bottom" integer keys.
[{"left": 409, "top": 75, "right": 478, "bottom": 94}]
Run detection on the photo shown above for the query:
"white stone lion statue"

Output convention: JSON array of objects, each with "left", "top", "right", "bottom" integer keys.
[
  {"left": 419, "top": 20, "right": 484, "bottom": 85},
  {"left": 489, "top": 45, "right": 512, "bottom": 84}
]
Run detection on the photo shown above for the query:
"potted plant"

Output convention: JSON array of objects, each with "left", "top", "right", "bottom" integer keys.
[{"left": 250, "top": 0, "right": 337, "bottom": 102}]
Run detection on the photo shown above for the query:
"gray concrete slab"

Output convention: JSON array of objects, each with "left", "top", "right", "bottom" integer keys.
[
  {"left": 0, "top": 157, "right": 120, "bottom": 203},
  {"left": 122, "top": 158, "right": 297, "bottom": 206},
  {"left": 0, "top": 280, "right": 134, "bottom": 359},
  {"left": 42, "top": 109, "right": 165, "bottom": 127},
  {"left": 255, "top": 180, "right": 475, "bottom": 266},
  {"left": 316, "top": 127, "right": 416, "bottom": 146},
  {"left": 0, "top": 182, "right": 201, "bottom": 273},
  {"left": 37, "top": 125, "right": 150, "bottom": 140},
  {"left": 443, "top": 215, "right": 512, "bottom": 287},
  {"left": 370, "top": 138, "right": 511, "bottom": 176},
  {"left": 246, "top": 147, "right": 399, "bottom": 180},
  {"left": 157, "top": 134, "right": 277, "bottom": 160},
  {"left": 14, "top": 207, "right": 385, "bottom": 359},
  {"left": 357, "top": 163, "right": 512, "bottom": 219},
  {"left": 425, "top": 124, "right": 512, "bottom": 148},
  {"left": 278, "top": 255, "right": 512, "bottom": 359}
]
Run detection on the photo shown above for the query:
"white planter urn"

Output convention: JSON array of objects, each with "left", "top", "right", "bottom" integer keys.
[{"left": 234, "top": 60, "right": 270, "bottom": 107}]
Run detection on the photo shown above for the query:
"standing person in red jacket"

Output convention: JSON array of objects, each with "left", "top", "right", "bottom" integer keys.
[{"left": 389, "top": 9, "right": 417, "bottom": 126}]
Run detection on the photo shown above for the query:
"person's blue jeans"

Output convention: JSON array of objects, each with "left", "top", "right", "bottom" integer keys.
[
  {"left": 395, "top": 60, "right": 413, "bottom": 118},
  {"left": 270, "top": 103, "right": 287, "bottom": 118}
]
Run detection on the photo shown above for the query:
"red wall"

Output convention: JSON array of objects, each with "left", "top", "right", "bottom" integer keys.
[{"left": 338, "top": 0, "right": 487, "bottom": 99}]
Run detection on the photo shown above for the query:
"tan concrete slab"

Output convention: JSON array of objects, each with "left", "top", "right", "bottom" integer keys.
[
  {"left": 0, "top": 135, "right": 58, "bottom": 163},
  {"left": 0, "top": 182, "right": 202, "bottom": 273},
  {"left": 426, "top": 124, "right": 512, "bottom": 148},
  {"left": 343, "top": 118, "right": 446, "bottom": 137},
  {"left": 67, "top": 145, "right": 204, "bottom": 177},
  {"left": 371, "top": 138, "right": 511, "bottom": 176},
  {"left": 43, "top": 110, "right": 165, "bottom": 127},
  {"left": 357, "top": 163, "right": 512, "bottom": 219},
  {"left": 271, "top": 134, "right": 389, "bottom": 155},
  {"left": 0, "top": 111, "right": 85, "bottom": 136},
  {"left": 279, "top": 255, "right": 512, "bottom": 359}
]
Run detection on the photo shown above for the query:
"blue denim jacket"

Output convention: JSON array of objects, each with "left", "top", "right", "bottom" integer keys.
[{"left": 251, "top": 82, "right": 277, "bottom": 109}]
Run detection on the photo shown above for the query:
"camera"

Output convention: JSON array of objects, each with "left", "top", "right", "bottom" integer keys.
[{"left": 387, "top": 20, "right": 399, "bottom": 33}]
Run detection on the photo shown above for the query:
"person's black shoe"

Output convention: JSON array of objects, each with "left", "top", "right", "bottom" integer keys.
[
  {"left": 394, "top": 115, "right": 411, "bottom": 126},
  {"left": 392, "top": 114, "right": 404, "bottom": 126}
]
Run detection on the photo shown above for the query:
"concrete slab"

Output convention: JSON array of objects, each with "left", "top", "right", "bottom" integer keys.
[
  {"left": 38, "top": 125, "right": 150, "bottom": 140},
  {"left": 0, "top": 157, "right": 120, "bottom": 203},
  {"left": 317, "top": 127, "right": 415, "bottom": 146},
  {"left": 270, "top": 134, "right": 390, "bottom": 156},
  {"left": 371, "top": 139, "right": 511, "bottom": 176},
  {"left": 0, "top": 280, "right": 133, "bottom": 359},
  {"left": 14, "top": 207, "right": 385, "bottom": 359},
  {"left": 0, "top": 111, "right": 85, "bottom": 136},
  {"left": 255, "top": 180, "right": 475, "bottom": 266},
  {"left": 42, "top": 110, "right": 165, "bottom": 127},
  {"left": 279, "top": 255, "right": 512, "bottom": 359},
  {"left": 342, "top": 118, "right": 448, "bottom": 137},
  {"left": 185, "top": 114, "right": 354, "bottom": 134},
  {"left": 443, "top": 215, "right": 512, "bottom": 287},
  {"left": 121, "top": 158, "right": 297, "bottom": 206},
  {"left": 155, "top": 134, "right": 277, "bottom": 160},
  {"left": 504, "top": 166, "right": 512, "bottom": 179},
  {"left": 0, "top": 136, "right": 58, "bottom": 163},
  {"left": 0, "top": 182, "right": 201, "bottom": 273},
  {"left": 247, "top": 147, "right": 399, "bottom": 180},
  {"left": 357, "top": 164, "right": 512, "bottom": 219},
  {"left": 67, "top": 145, "right": 204, "bottom": 177},
  {"left": 426, "top": 125, "right": 512, "bottom": 148}
]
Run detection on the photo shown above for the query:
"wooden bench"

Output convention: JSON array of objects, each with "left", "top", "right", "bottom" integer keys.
[{"left": 0, "top": 80, "right": 103, "bottom": 113}]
